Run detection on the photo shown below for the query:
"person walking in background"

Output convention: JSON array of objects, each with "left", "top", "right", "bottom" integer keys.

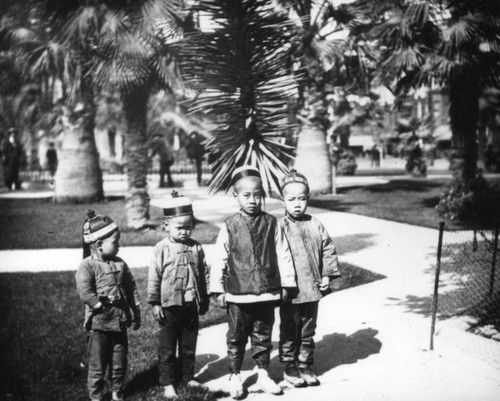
[
  {"left": 151, "top": 134, "right": 174, "bottom": 188},
  {"left": 76, "top": 211, "right": 141, "bottom": 401},
  {"left": 186, "top": 131, "right": 205, "bottom": 186},
  {"left": 370, "top": 144, "right": 380, "bottom": 168},
  {"left": 46, "top": 141, "right": 58, "bottom": 177},
  {"left": 148, "top": 191, "right": 210, "bottom": 398},
  {"left": 1, "top": 128, "right": 25, "bottom": 190},
  {"left": 210, "top": 166, "right": 296, "bottom": 399},
  {"left": 278, "top": 170, "right": 341, "bottom": 388}
]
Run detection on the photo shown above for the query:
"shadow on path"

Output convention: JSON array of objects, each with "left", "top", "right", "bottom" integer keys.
[{"left": 194, "top": 328, "right": 382, "bottom": 387}]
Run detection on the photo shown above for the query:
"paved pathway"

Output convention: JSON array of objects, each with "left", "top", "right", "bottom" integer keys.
[{"left": 1, "top": 181, "right": 499, "bottom": 401}]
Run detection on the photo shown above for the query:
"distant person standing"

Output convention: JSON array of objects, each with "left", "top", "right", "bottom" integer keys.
[
  {"left": 371, "top": 145, "right": 380, "bottom": 168},
  {"left": 46, "top": 141, "right": 58, "bottom": 177},
  {"left": 1, "top": 128, "right": 24, "bottom": 190},
  {"left": 151, "top": 135, "right": 174, "bottom": 188},
  {"left": 186, "top": 131, "right": 205, "bottom": 186}
]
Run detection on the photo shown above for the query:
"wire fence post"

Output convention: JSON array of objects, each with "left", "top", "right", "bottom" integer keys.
[
  {"left": 489, "top": 222, "right": 499, "bottom": 297},
  {"left": 430, "top": 221, "right": 445, "bottom": 351}
]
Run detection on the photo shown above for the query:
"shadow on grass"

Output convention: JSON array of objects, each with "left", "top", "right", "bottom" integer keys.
[
  {"left": 363, "top": 179, "right": 444, "bottom": 193},
  {"left": 421, "top": 196, "right": 441, "bottom": 208},
  {"left": 333, "top": 233, "right": 377, "bottom": 255},
  {"left": 309, "top": 197, "right": 364, "bottom": 213}
]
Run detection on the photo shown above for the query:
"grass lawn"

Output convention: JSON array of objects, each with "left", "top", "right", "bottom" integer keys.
[
  {"left": 310, "top": 178, "right": 500, "bottom": 230},
  {"left": 0, "top": 263, "right": 382, "bottom": 401},
  {"left": 0, "top": 197, "right": 219, "bottom": 250}
]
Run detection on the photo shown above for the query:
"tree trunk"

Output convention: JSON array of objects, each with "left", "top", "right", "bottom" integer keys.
[
  {"left": 438, "top": 69, "right": 483, "bottom": 220},
  {"left": 54, "top": 86, "right": 104, "bottom": 203},
  {"left": 448, "top": 70, "right": 480, "bottom": 192},
  {"left": 293, "top": 59, "right": 333, "bottom": 194},
  {"left": 122, "top": 87, "right": 151, "bottom": 229},
  {"left": 0, "top": 160, "right": 7, "bottom": 193},
  {"left": 294, "top": 124, "right": 332, "bottom": 194}
]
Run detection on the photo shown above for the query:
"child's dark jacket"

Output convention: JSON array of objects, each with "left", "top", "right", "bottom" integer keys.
[
  {"left": 76, "top": 256, "right": 140, "bottom": 331},
  {"left": 280, "top": 214, "right": 340, "bottom": 303}
]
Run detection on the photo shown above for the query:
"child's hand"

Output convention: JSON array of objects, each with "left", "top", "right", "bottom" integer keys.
[
  {"left": 319, "top": 276, "right": 330, "bottom": 292},
  {"left": 133, "top": 310, "right": 141, "bottom": 330},
  {"left": 152, "top": 305, "right": 165, "bottom": 323},
  {"left": 217, "top": 294, "right": 226, "bottom": 308}
]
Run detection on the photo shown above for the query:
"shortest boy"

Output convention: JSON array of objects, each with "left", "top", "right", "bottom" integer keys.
[
  {"left": 148, "top": 191, "right": 210, "bottom": 398},
  {"left": 279, "top": 170, "right": 341, "bottom": 388},
  {"left": 76, "top": 211, "right": 141, "bottom": 401}
]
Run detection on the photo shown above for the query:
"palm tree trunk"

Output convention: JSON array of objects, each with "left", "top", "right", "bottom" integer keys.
[
  {"left": 448, "top": 70, "right": 480, "bottom": 191},
  {"left": 122, "top": 87, "right": 151, "bottom": 229},
  {"left": 438, "top": 69, "right": 482, "bottom": 219},
  {"left": 293, "top": 64, "right": 333, "bottom": 194},
  {"left": 294, "top": 123, "right": 332, "bottom": 194},
  {"left": 54, "top": 85, "right": 104, "bottom": 203}
]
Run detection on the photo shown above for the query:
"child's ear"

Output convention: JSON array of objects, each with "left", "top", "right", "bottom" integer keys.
[{"left": 162, "top": 219, "right": 169, "bottom": 231}]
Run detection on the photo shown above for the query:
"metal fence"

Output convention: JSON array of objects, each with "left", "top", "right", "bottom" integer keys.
[
  {"left": 430, "top": 222, "right": 500, "bottom": 349},
  {"left": 19, "top": 163, "right": 213, "bottom": 184}
]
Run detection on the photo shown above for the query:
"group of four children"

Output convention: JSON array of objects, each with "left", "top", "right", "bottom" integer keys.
[{"left": 76, "top": 166, "right": 340, "bottom": 401}]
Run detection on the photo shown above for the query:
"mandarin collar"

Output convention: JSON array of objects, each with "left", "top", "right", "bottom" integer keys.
[{"left": 285, "top": 213, "right": 309, "bottom": 223}]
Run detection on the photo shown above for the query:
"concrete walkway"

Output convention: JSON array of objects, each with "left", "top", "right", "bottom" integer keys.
[{"left": 1, "top": 183, "right": 499, "bottom": 401}]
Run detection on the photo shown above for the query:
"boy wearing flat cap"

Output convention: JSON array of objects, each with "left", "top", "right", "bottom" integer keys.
[
  {"left": 76, "top": 211, "right": 141, "bottom": 401},
  {"left": 210, "top": 166, "right": 296, "bottom": 399},
  {"left": 148, "top": 191, "right": 209, "bottom": 398},
  {"left": 278, "top": 170, "right": 341, "bottom": 388}
]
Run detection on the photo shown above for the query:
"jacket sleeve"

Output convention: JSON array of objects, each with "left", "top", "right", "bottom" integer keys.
[
  {"left": 209, "top": 224, "right": 228, "bottom": 294},
  {"left": 197, "top": 244, "right": 210, "bottom": 303},
  {"left": 276, "top": 222, "right": 297, "bottom": 288},
  {"left": 75, "top": 260, "right": 100, "bottom": 309},
  {"left": 123, "top": 262, "right": 141, "bottom": 311},
  {"left": 318, "top": 219, "right": 340, "bottom": 277},
  {"left": 147, "top": 244, "right": 163, "bottom": 305}
]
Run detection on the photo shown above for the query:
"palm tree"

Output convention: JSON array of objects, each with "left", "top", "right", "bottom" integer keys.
[
  {"left": 179, "top": 0, "right": 297, "bottom": 193},
  {"left": 2, "top": 1, "right": 106, "bottom": 202},
  {"left": 275, "top": 0, "right": 376, "bottom": 193},
  {"left": 367, "top": 0, "right": 500, "bottom": 219},
  {"left": 34, "top": 0, "right": 183, "bottom": 227},
  {"left": 0, "top": 10, "right": 46, "bottom": 171}
]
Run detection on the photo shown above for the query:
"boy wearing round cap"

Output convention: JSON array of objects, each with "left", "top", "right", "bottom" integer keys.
[
  {"left": 209, "top": 166, "right": 296, "bottom": 399},
  {"left": 76, "top": 211, "right": 141, "bottom": 401},
  {"left": 147, "top": 191, "right": 209, "bottom": 398},
  {"left": 278, "top": 170, "right": 341, "bottom": 388}
]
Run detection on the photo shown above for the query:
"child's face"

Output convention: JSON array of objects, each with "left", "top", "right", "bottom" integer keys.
[
  {"left": 166, "top": 215, "right": 194, "bottom": 243},
  {"left": 283, "top": 183, "right": 309, "bottom": 219},
  {"left": 234, "top": 177, "right": 263, "bottom": 216},
  {"left": 100, "top": 230, "right": 121, "bottom": 258}
]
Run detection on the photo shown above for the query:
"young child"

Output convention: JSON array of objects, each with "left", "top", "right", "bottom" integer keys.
[
  {"left": 278, "top": 170, "right": 341, "bottom": 387},
  {"left": 210, "top": 166, "right": 296, "bottom": 399},
  {"left": 76, "top": 211, "right": 141, "bottom": 401},
  {"left": 148, "top": 191, "right": 210, "bottom": 398}
]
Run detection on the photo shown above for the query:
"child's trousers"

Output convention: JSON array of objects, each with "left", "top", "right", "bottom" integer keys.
[
  {"left": 87, "top": 330, "right": 128, "bottom": 400},
  {"left": 158, "top": 303, "right": 199, "bottom": 385},
  {"left": 279, "top": 302, "right": 318, "bottom": 367},
  {"left": 226, "top": 302, "right": 275, "bottom": 373}
]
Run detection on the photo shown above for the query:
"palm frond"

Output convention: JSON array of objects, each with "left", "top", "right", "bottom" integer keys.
[{"left": 180, "top": 0, "right": 296, "bottom": 193}]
